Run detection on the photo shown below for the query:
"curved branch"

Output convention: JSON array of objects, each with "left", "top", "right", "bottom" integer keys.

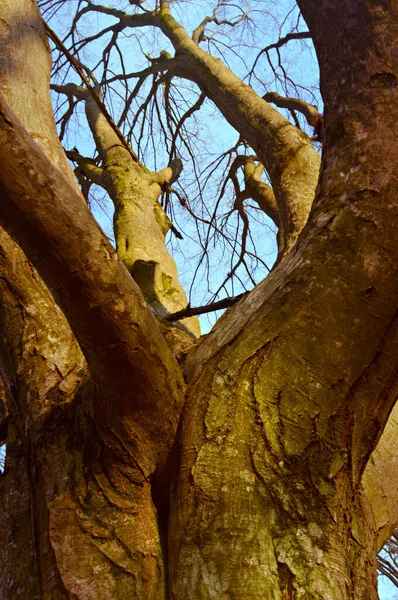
[
  {"left": 66, "top": 149, "right": 105, "bottom": 187},
  {"left": 192, "top": 3, "right": 249, "bottom": 45},
  {"left": 155, "top": 8, "right": 320, "bottom": 256},
  {"left": 0, "top": 98, "right": 185, "bottom": 466},
  {"left": 251, "top": 31, "right": 311, "bottom": 75},
  {"left": 46, "top": 23, "right": 139, "bottom": 163},
  {"left": 264, "top": 91, "right": 323, "bottom": 137}
]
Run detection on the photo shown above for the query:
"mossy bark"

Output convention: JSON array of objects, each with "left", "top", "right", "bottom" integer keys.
[
  {"left": 0, "top": 1, "right": 182, "bottom": 597},
  {"left": 167, "top": 1, "right": 398, "bottom": 597},
  {"left": 72, "top": 89, "right": 200, "bottom": 339},
  {"left": 1, "top": 0, "right": 398, "bottom": 599}
]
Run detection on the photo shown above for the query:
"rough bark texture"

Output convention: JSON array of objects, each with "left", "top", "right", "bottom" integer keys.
[
  {"left": 0, "top": 1, "right": 184, "bottom": 596},
  {"left": 0, "top": 0, "right": 397, "bottom": 599},
  {"left": 168, "top": 1, "right": 398, "bottom": 597}
]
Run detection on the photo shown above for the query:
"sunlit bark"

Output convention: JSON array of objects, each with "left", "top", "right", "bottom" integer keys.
[
  {"left": 0, "top": 0, "right": 397, "bottom": 599},
  {"left": 53, "top": 83, "right": 199, "bottom": 337},
  {"left": 0, "top": 1, "right": 185, "bottom": 596}
]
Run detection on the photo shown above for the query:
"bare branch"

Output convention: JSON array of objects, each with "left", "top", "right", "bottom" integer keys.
[
  {"left": 154, "top": 157, "right": 183, "bottom": 187},
  {"left": 264, "top": 91, "right": 323, "bottom": 137},
  {"left": 251, "top": 31, "right": 311, "bottom": 77},
  {"left": 192, "top": 3, "right": 249, "bottom": 45},
  {"left": 66, "top": 149, "right": 105, "bottom": 187},
  {"left": 167, "top": 292, "right": 248, "bottom": 322},
  {"left": 46, "top": 23, "right": 139, "bottom": 162}
]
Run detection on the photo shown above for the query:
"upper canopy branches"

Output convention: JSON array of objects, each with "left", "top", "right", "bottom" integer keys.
[{"left": 44, "top": 0, "right": 321, "bottom": 308}]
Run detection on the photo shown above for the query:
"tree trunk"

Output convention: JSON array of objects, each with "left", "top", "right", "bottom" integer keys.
[
  {"left": 0, "top": 1, "right": 182, "bottom": 597},
  {"left": 168, "top": 0, "right": 398, "bottom": 596},
  {"left": 1, "top": 0, "right": 398, "bottom": 599}
]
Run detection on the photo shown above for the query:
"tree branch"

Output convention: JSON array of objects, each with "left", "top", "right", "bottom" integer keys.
[
  {"left": 154, "top": 157, "right": 183, "bottom": 187},
  {"left": 46, "top": 23, "right": 139, "bottom": 163},
  {"left": 166, "top": 292, "right": 247, "bottom": 322},
  {"left": 192, "top": 3, "right": 249, "bottom": 45},
  {"left": 54, "top": 80, "right": 200, "bottom": 338},
  {"left": 0, "top": 97, "right": 185, "bottom": 466},
  {"left": 264, "top": 91, "right": 323, "bottom": 138},
  {"left": 251, "top": 31, "right": 311, "bottom": 76},
  {"left": 66, "top": 149, "right": 105, "bottom": 187},
  {"left": 155, "top": 10, "right": 320, "bottom": 256}
]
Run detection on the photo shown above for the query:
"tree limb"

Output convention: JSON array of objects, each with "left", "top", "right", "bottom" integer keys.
[
  {"left": 166, "top": 292, "right": 247, "bottom": 322},
  {"left": 0, "top": 97, "right": 185, "bottom": 466},
  {"left": 155, "top": 9, "right": 320, "bottom": 256},
  {"left": 264, "top": 91, "right": 323, "bottom": 138},
  {"left": 251, "top": 31, "right": 311, "bottom": 76},
  {"left": 46, "top": 23, "right": 139, "bottom": 163},
  {"left": 192, "top": 3, "right": 249, "bottom": 45},
  {"left": 66, "top": 149, "right": 105, "bottom": 187}
]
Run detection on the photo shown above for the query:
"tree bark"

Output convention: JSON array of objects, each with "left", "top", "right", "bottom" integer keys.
[
  {"left": 67, "top": 1, "right": 321, "bottom": 257},
  {"left": 167, "top": 1, "right": 398, "bottom": 597},
  {"left": 54, "top": 83, "right": 200, "bottom": 338},
  {"left": 155, "top": 5, "right": 320, "bottom": 257},
  {"left": 0, "top": 1, "right": 184, "bottom": 596},
  {"left": 1, "top": 0, "right": 398, "bottom": 598}
]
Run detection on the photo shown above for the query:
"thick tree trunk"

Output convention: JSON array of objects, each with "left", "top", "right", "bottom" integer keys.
[
  {"left": 1, "top": 0, "right": 398, "bottom": 599},
  {"left": 167, "top": 1, "right": 398, "bottom": 597},
  {"left": 0, "top": 1, "right": 181, "bottom": 597}
]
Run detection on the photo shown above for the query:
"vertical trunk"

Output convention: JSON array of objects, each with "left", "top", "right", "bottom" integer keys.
[
  {"left": 0, "top": 229, "right": 168, "bottom": 598},
  {"left": 0, "top": 0, "right": 78, "bottom": 189},
  {"left": 0, "top": 1, "right": 181, "bottom": 597},
  {"left": 85, "top": 93, "right": 200, "bottom": 338},
  {"left": 168, "top": 1, "right": 398, "bottom": 597},
  {"left": 0, "top": 225, "right": 88, "bottom": 598},
  {"left": 169, "top": 293, "right": 383, "bottom": 598}
]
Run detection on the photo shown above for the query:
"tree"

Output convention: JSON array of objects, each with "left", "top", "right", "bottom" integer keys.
[{"left": 0, "top": 0, "right": 397, "bottom": 598}]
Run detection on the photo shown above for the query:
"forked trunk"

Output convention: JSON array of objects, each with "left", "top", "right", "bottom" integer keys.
[{"left": 1, "top": 0, "right": 398, "bottom": 599}]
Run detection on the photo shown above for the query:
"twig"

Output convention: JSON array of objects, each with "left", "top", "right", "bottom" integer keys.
[{"left": 45, "top": 23, "right": 139, "bottom": 163}]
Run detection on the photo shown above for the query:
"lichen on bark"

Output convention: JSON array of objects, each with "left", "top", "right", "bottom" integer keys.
[{"left": 1, "top": 0, "right": 398, "bottom": 599}]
